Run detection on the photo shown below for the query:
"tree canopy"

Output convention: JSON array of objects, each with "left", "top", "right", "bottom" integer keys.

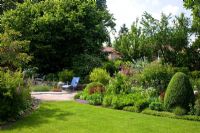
[
  {"left": 1, "top": 0, "right": 115, "bottom": 73},
  {"left": 0, "top": 28, "right": 31, "bottom": 70},
  {"left": 114, "top": 12, "right": 200, "bottom": 70}
]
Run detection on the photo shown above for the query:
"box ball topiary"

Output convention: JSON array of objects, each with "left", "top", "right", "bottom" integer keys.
[{"left": 164, "top": 72, "right": 195, "bottom": 111}]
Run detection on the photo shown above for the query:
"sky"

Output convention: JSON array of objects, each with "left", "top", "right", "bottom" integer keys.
[{"left": 107, "top": 0, "right": 191, "bottom": 38}]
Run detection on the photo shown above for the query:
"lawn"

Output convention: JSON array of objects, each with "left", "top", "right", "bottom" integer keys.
[
  {"left": 1, "top": 101, "right": 200, "bottom": 133},
  {"left": 30, "top": 85, "right": 52, "bottom": 92}
]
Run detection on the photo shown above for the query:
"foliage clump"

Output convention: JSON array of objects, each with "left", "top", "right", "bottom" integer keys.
[
  {"left": 84, "top": 82, "right": 105, "bottom": 95},
  {"left": 58, "top": 70, "right": 74, "bottom": 82},
  {"left": 89, "top": 68, "right": 110, "bottom": 85},
  {"left": 0, "top": 70, "right": 31, "bottom": 120},
  {"left": 164, "top": 72, "right": 195, "bottom": 111},
  {"left": 138, "top": 62, "right": 174, "bottom": 92},
  {"left": 106, "top": 73, "right": 132, "bottom": 94},
  {"left": 173, "top": 106, "right": 187, "bottom": 116}
]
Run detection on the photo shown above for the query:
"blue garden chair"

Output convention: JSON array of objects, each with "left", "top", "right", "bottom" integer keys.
[{"left": 62, "top": 77, "right": 80, "bottom": 91}]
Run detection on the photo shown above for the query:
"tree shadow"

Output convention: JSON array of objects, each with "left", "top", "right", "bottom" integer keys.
[{"left": 1, "top": 102, "right": 74, "bottom": 131}]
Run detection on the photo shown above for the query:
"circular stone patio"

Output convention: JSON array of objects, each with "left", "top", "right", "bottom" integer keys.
[{"left": 31, "top": 91, "right": 77, "bottom": 101}]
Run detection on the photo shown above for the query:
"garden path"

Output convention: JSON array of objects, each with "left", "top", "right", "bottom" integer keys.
[{"left": 31, "top": 90, "right": 77, "bottom": 101}]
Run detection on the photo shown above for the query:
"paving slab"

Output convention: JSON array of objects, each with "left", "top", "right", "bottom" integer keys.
[{"left": 31, "top": 91, "right": 77, "bottom": 101}]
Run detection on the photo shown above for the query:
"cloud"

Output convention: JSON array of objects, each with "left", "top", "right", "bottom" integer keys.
[
  {"left": 107, "top": 0, "right": 187, "bottom": 41},
  {"left": 162, "top": 5, "right": 179, "bottom": 15},
  {"left": 107, "top": 0, "right": 144, "bottom": 31},
  {"left": 145, "top": 0, "right": 160, "bottom": 6}
]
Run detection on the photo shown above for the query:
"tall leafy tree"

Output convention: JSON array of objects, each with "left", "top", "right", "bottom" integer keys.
[
  {"left": 118, "top": 24, "right": 129, "bottom": 36},
  {"left": 183, "top": 0, "right": 200, "bottom": 70},
  {"left": 0, "top": 28, "right": 31, "bottom": 70},
  {"left": 0, "top": 0, "right": 24, "bottom": 14},
  {"left": 114, "top": 12, "right": 193, "bottom": 68},
  {"left": 183, "top": 0, "right": 200, "bottom": 34},
  {"left": 1, "top": 0, "right": 115, "bottom": 73},
  {"left": 96, "top": 0, "right": 107, "bottom": 9},
  {"left": 141, "top": 12, "right": 191, "bottom": 67},
  {"left": 114, "top": 20, "right": 153, "bottom": 61}
]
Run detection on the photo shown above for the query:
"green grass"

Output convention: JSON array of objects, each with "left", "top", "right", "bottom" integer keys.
[
  {"left": 1, "top": 101, "right": 200, "bottom": 133},
  {"left": 31, "top": 85, "right": 52, "bottom": 92}
]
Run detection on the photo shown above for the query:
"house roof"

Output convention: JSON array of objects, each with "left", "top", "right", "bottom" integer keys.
[{"left": 102, "top": 47, "right": 121, "bottom": 54}]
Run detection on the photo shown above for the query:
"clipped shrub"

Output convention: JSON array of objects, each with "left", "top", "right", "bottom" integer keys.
[
  {"left": 149, "top": 102, "right": 164, "bottom": 111},
  {"left": 164, "top": 72, "right": 195, "bottom": 111},
  {"left": 106, "top": 73, "right": 132, "bottom": 94},
  {"left": 84, "top": 82, "right": 105, "bottom": 95},
  {"left": 142, "top": 109, "right": 200, "bottom": 121},
  {"left": 0, "top": 70, "right": 31, "bottom": 120},
  {"left": 139, "top": 62, "right": 174, "bottom": 92},
  {"left": 89, "top": 68, "right": 111, "bottom": 85},
  {"left": 87, "top": 93, "right": 103, "bottom": 105},
  {"left": 173, "top": 106, "right": 187, "bottom": 116},
  {"left": 58, "top": 70, "right": 74, "bottom": 82}
]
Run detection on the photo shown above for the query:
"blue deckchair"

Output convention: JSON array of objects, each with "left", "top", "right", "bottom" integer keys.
[{"left": 62, "top": 77, "right": 80, "bottom": 91}]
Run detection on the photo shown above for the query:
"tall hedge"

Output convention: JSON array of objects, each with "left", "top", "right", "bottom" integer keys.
[{"left": 164, "top": 72, "right": 195, "bottom": 110}]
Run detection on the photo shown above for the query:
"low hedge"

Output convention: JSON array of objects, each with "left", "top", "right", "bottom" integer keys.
[{"left": 142, "top": 109, "right": 200, "bottom": 121}]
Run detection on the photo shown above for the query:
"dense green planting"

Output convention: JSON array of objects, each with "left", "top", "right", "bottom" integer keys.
[
  {"left": 76, "top": 60, "right": 200, "bottom": 120},
  {"left": 164, "top": 72, "right": 195, "bottom": 111},
  {"left": 106, "top": 73, "right": 132, "bottom": 94},
  {"left": 58, "top": 70, "right": 74, "bottom": 83},
  {"left": 138, "top": 62, "right": 174, "bottom": 92},
  {"left": 84, "top": 82, "right": 105, "bottom": 95},
  {"left": 0, "top": 70, "right": 31, "bottom": 121},
  {"left": 79, "top": 82, "right": 105, "bottom": 105},
  {"left": 89, "top": 68, "right": 110, "bottom": 85}
]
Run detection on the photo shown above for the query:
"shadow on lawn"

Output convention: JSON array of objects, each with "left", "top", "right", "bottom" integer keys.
[{"left": 1, "top": 103, "right": 74, "bottom": 131}]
